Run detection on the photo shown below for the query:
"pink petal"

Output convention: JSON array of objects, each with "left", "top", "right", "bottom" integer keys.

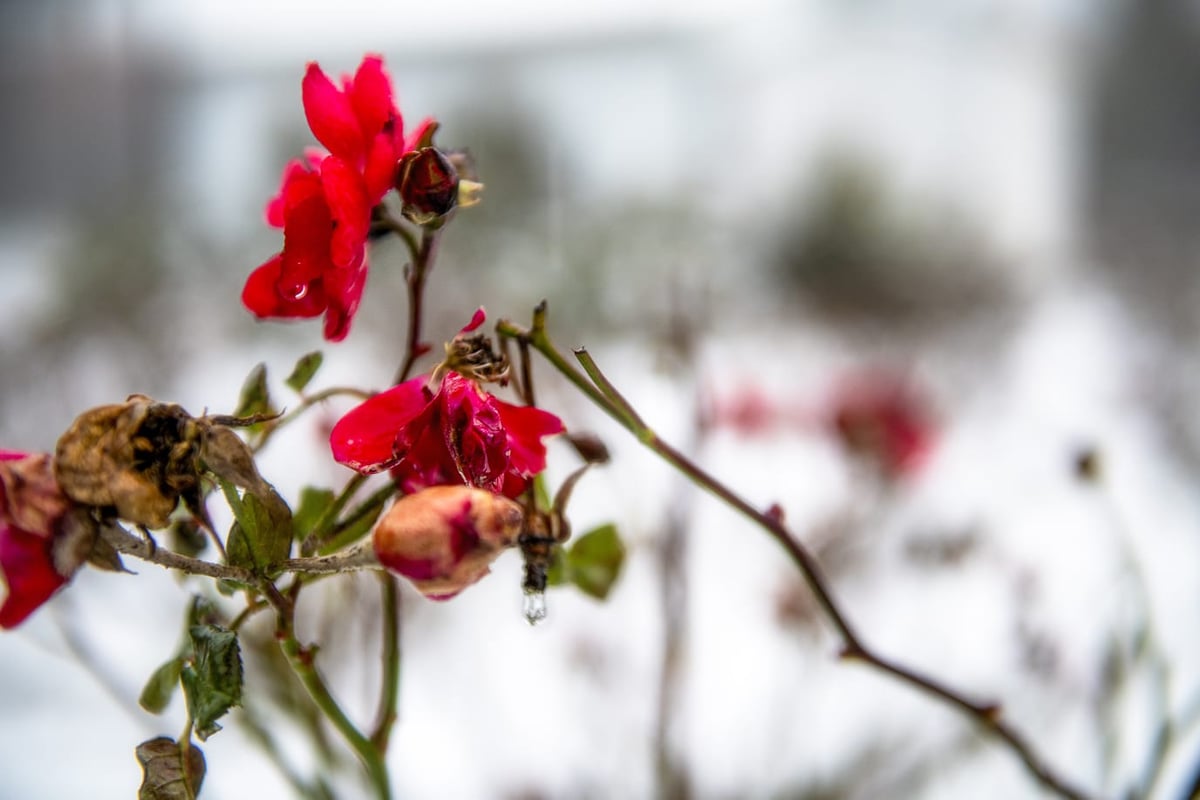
[
  {"left": 0, "top": 524, "right": 67, "bottom": 629},
  {"left": 264, "top": 159, "right": 313, "bottom": 228},
  {"left": 363, "top": 131, "right": 401, "bottom": 203},
  {"left": 280, "top": 193, "right": 335, "bottom": 295},
  {"left": 348, "top": 55, "right": 395, "bottom": 145},
  {"left": 302, "top": 62, "right": 364, "bottom": 165},
  {"left": 459, "top": 307, "right": 487, "bottom": 334},
  {"left": 321, "top": 259, "right": 368, "bottom": 342},
  {"left": 495, "top": 400, "right": 565, "bottom": 477},
  {"left": 320, "top": 156, "right": 371, "bottom": 270},
  {"left": 242, "top": 254, "right": 326, "bottom": 320},
  {"left": 330, "top": 378, "right": 432, "bottom": 472}
]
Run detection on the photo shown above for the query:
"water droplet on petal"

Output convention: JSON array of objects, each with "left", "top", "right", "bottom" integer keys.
[
  {"left": 523, "top": 590, "right": 547, "bottom": 626},
  {"left": 290, "top": 284, "right": 309, "bottom": 300}
]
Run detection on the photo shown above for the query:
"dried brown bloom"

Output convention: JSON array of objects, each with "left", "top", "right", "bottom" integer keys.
[{"left": 55, "top": 395, "right": 270, "bottom": 529}]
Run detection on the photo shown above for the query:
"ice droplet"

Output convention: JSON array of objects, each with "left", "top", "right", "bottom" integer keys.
[{"left": 523, "top": 590, "right": 547, "bottom": 626}]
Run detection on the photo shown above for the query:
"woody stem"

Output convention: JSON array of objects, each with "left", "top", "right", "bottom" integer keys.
[{"left": 394, "top": 228, "right": 440, "bottom": 386}]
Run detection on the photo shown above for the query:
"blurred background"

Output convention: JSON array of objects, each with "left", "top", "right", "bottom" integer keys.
[{"left": 2, "top": 0, "right": 1200, "bottom": 797}]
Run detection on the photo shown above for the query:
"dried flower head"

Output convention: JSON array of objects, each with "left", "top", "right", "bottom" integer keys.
[{"left": 55, "top": 395, "right": 272, "bottom": 529}]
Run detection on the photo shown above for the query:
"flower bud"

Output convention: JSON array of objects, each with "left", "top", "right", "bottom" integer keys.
[
  {"left": 372, "top": 485, "right": 523, "bottom": 600},
  {"left": 395, "top": 147, "right": 460, "bottom": 225}
]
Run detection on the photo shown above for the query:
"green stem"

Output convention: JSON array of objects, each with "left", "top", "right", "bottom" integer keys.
[
  {"left": 377, "top": 209, "right": 420, "bottom": 263},
  {"left": 268, "top": 584, "right": 392, "bottom": 800},
  {"left": 371, "top": 573, "right": 402, "bottom": 751},
  {"left": 281, "top": 637, "right": 392, "bottom": 800},
  {"left": 499, "top": 307, "right": 1097, "bottom": 800},
  {"left": 318, "top": 482, "right": 397, "bottom": 556},
  {"left": 303, "top": 473, "right": 369, "bottom": 556},
  {"left": 254, "top": 387, "right": 373, "bottom": 453}
]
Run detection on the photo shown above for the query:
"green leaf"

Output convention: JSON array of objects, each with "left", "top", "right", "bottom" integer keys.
[
  {"left": 321, "top": 499, "right": 385, "bottom": 553},
  {"left": 565, "top": 524, "right": 625, "bottom": 600},
  {"left": 139, "top": 658, "right": 184, "bottom": 715},
  {"left": 545, "top": 546, "right": 567, "bottom": 587},
  {"left": 181, "top": 624, "right": 243, "bottom": 741},
  {"left": 284, "top": 351, "right": 324, "bottom": 393},
  {"left": 222, "top": 481, "right": 293, "bottom": 573},
  {"left": 136, "top": 737, "right": 206, "bottom": 800},
  {"left": 234, "top": 363, "right": 272, "bottom": 420},
  {"left": 292, "top": 486, "right": 336, "bottom": 542}
]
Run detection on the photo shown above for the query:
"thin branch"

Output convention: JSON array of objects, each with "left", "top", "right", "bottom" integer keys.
[
  {"left": 370, "top": 574, "right": 402, "bottom": 752},
  {"left": 393, "top": 228, "right": 440, "bottom": 385},
  {"left": 498, "top": 307, "right": 1098, "bottom": 800},
  {"left": 101, "top": 524, "right": 254, "bottom": 583},
  {"left": 264, "top": 575, "right": 392, "bottom": 800}
]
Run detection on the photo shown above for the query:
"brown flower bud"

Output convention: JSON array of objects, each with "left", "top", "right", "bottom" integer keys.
[
  {"left": 372, "top": 485, "right": 524, "bottom": 600},
  {"left": 395, "top": 147, "right": 460, "bottom": 225}
]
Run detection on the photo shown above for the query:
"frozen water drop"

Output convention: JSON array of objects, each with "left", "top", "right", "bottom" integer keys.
[{"left": 523, "top": 590, "right": 547, "bottom": 626}]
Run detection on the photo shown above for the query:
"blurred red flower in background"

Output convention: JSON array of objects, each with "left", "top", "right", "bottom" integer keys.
[{"left": 828, "top": 369, "right": 935, "bottom": 479}]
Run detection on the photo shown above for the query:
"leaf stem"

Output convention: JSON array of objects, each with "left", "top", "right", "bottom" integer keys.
[{"left": 498, "top": 306, "right": 1097, "bottom": 800}]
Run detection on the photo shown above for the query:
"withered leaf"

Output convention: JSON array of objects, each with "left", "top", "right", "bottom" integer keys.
[
  {"left": 136, "top": 737, "right": 205, "bottom": 800},
  {"left": 181, "top": 624, "right": 243, "bottom": 741},
  {"left": 199, "top": 426, "right": 262, "bottom": 492}
]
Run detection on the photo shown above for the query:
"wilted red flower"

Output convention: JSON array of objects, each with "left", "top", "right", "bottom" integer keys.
[
  {"left": 0, "top": 451, "right": 89, "bottom": 629},
  {"left": 330, "top": 370, "right": 564, "bottom": 499},
  {"left": 242, "top": 54, "right": 435, "bottom": 342},
  {"left": 828, "top": 370, "right": 935, "bottom": 479},
  {"left": 372, "top": 485, "right": 524, "bottom": 600}
]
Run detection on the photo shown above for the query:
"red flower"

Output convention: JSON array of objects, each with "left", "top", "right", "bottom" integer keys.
[
  {"left": 828, "top": 370, "right": 935, "bottom": 479},
  {"left": 330, "top": 373, "right": 564, "bottom": 499},
  {"left": 242, "top": 54, "right": 435, "bottom": 342},
  {"left": 0, "top": 451, "right": 82, "bottom": 628},
  {"left": 372, "top": 485, "right": 524, "bottom": 600}
]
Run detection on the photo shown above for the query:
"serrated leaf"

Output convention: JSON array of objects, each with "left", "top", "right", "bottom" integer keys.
[
  {"left": 565, "top": 524, "right": 625, "bottom": 600},
  {"left": 222, "top": 481, "right": 293, "bottom": 573},
  {"left": 140, "top": 657, "right": 184, "bottom": 714},
  {"left": 234, "top": 363, "right": 272, "bottom": 420},
  {"left": 181, "top": 624, "right": 242, "bottom": 741},
  {"left": 136, "top": 737, "right": 206, "bottom": 800},
  {"left": 285, "top": 351, "right": 324, "bottom": 393},
  {"left": 292, "top": 487, "right": 336, "bottom": 542}
]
